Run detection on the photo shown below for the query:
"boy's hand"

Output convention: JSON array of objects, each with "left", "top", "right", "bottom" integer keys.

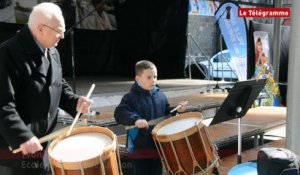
[
  {"left": 135, "top": 119, "right": 149, "bottom": 129},
  {"left": 177, "top": 101, "right": 188, "bottom": 113}
]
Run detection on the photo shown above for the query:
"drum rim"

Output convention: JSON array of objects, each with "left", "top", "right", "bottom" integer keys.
[
  {"left": 48, "top": 126, "right": 117, "bottom": 170},
  {"left": 151, "top": 112, "right": 204, "bottom": 142}
]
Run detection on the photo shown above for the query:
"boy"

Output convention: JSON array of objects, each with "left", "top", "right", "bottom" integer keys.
[{"left": 114, "top": 60, "right": 186, "bottom": 175}]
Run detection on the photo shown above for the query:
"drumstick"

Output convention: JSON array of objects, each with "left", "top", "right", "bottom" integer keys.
[
  {"left": 12, "top": 122, "right": 87, "bottom": 154},
  {"left": 67, "top": 84, "right": 95, "bottom": 136},
  {"left": 170, "top": 101, "right": 188, "bottom": 113}
]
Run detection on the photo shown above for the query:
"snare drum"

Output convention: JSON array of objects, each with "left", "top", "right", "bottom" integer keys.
[
  {"left": 48, "top": 126, "right": 122, "bottom": 175},
  {"left": 152, "top": 112, "right": 219, "bottom": 175}
]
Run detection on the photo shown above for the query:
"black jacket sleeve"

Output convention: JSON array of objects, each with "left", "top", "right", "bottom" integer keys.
[
  {"left": 59, "top": 78, "right": 79, "bottom": 117},
  {"left": 0, "top": 45, "right": 34, "bottom": 149},
  {"left": 114, "top": 94, "right": 142, "bottom": 125}
]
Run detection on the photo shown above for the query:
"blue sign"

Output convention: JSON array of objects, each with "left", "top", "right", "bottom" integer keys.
[{"left": 215, "top": 2, "right": 248, "bottom": 80}]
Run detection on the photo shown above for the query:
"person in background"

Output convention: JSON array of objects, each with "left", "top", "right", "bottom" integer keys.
[
  {"left": 114, "top": 60, "right": 186, "bottom": 175},
  {"left": 0, "top": 2, "right": 92, "bottom": 175},
  {"left": 255, "top": 37, "right": 268, "bottom": 67}
]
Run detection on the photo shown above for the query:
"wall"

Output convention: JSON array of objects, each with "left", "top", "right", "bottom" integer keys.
[{"left": 187, "top": 15, "right": 218, "bottom": 63}]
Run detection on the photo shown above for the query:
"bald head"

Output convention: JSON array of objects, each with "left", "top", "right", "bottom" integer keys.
[{"left": 28, "top": 2, "right": 65, "bottom": 49}]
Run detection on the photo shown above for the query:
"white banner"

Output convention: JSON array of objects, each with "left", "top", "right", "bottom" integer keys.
[{"left": 253, "top": 31, "right": 270, "bottom": 77}]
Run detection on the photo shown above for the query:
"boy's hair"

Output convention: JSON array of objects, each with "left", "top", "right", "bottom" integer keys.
[{"left": 135, "top": 60, "right": 157, "bottom": 76}]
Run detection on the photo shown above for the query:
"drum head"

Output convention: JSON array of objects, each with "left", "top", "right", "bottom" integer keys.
[
  {"left": 152, "top": 112, "right": 204, "bottom": 141},
  {"left": 50, "top": 132, "right": 113, "bottom": 162},
  {"left": 157, "top": 117, "right": 201, "bottom": 135},
  {"left": 48, "top": 126, "right": 116, "bottom": 170}
]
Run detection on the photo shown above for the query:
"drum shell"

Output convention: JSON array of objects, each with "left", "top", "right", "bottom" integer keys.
[
  {"left": 48, "top": 126, "right": 119, "bottom": 175},
  {"left": 152, "top": 112, "right": 218, "bottom": 175}
]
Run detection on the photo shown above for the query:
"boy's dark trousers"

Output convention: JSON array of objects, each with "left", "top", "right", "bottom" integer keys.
[{"left": 133, "top": 159, "right": 162, "bottom": 175}]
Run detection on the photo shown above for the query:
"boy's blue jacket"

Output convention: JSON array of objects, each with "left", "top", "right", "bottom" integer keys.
[{"left": 114, "top": 82, "right": 172, "bottom": 153}]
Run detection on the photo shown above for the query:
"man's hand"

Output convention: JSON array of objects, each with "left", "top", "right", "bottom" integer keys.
[
  {"left": 19, "top": 137, "right": 43, "bottom": 155},
  {"left": 76, "top": 96, "right": 93, "bottom": 114},
  {"left": 135, "top": 119, "right": 149, "bottom": 129}
]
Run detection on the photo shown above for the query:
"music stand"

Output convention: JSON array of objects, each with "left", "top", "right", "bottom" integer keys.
[{"left": 209, "top": 79, "right": 266, "bottom": 164}]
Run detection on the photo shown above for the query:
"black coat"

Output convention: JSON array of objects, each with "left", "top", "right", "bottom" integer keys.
[{"left": 0, "top": 25, "right": 78, "bottom": 164}]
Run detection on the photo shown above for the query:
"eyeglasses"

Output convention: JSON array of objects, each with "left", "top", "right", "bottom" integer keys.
[{"left": 42, "top": 24, "right": 65, "bottom": 36}]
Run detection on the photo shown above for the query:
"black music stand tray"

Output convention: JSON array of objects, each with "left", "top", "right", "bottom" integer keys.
[{"left": 209, "top": 79, "right": 266, "bottom": 164}]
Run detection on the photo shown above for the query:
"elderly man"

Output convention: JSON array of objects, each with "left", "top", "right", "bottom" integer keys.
[{"left": 0, "top": 2, "right": 92, "bottom": 175}]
